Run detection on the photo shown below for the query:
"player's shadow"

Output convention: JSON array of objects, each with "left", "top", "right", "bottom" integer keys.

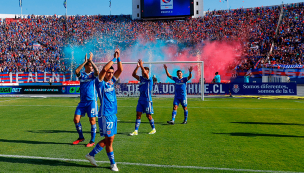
[
  {"left": 231, "top": 122, "right": 304, "bottom": 126},
  {"left": 213, "top": 132, "right": 304, "bottom": 138},
  {"left": 0, "top": 139, "right": 72, "bottom": 145},
  {"left": 27, "top": 130, "right": 92, "bottom": 134},
  {"left": 0, "top": 156, "right": 109, "bottom": 169}
]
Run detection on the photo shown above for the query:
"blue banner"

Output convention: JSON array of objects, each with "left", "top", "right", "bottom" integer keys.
[
  {"left": 0, "top": 83, "right": 297, "bottom": 95},
  {"left": 230, "top": 83, "right": 297, "bottom": 95}
]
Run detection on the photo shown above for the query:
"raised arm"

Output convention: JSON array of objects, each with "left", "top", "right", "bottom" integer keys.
[
  {"left": 88, "top": 52, "right": 99, "bottom": 77},
  {"left": 75, "top": 54, "right": 88, "bottom": 77},
  {"left": 163, "top": 64, "right": 172, "bottom": 79},
  {"left": 187, "top": 66, "right": 193, "bottom": 80},
  {"left": 139, "top": 59, "right": 149, "bottom": 79},
  {"left": 132, "top": 63, "right": 140, "bottom": 81},
  {"left": 114, "top": 49, "right": 123, "bottom": 79},
  {"left": 99, "top": 51, "right": 116, "bottom": 81}
]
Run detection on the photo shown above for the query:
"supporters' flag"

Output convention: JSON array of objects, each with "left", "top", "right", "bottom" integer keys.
[
  {"left": 19, "top": 0, "right": 22, "bottom": 7},
  {"left": 63, "top": 0, "right": 67, "bottom": 8},
  {"left": 109, "top": 0, "right": 111, "bottom": 7}
]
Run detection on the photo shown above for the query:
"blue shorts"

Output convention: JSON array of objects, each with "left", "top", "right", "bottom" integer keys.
[
  {"left": 75, "top": 100, "right": 98, "bottom": 118},
  {"left": 173, "top": 97, "right": 187, "bottom": 107},
  {"left": 98, "top": 113, "right": 117, "bottom": 137},
  {"left": 136, "top": 100, "right": 154, "bottom": 114}
]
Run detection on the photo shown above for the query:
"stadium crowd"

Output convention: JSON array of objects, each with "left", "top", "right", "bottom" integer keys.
[{"left": 1, "top": 2, "right": 304, "bottom": 73}]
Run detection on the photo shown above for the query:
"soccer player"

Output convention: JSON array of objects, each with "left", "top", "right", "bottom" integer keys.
[
  {"left": 164, "top": 64, "right": 193, "bottom": 125},
  {"left": 85, "top": 49, "right": 122, "bottom": 171},
  {"left": 73, "top": 53, "right": 99, "bottom": 147},
  {"left": 129, "top": 59, "right": 156, "bottom": 136}
]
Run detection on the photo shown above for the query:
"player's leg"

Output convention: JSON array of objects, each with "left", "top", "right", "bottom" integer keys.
[
  {"left": 73, "top": 103, "right": 85, "bottom": 144},
  {"left": 86, "top": 100, "right": 98, "bottom": 147},
  {"left": 86, "top": 117, "right": 96, "bottom": 147},
  {"left": 86, "top": 113, "right": 107, "bottom": 167},
  {"left": 130, "top": 101, "right": 143, "bottom": 136},
  {"left": 105, "top": 136, "right": 118, "bottom": 171},
  {"left": 145, "top": 101, "right": 156, "bottom": 134},
  {"left": 167, "top": 98, "right": 179, "bottom": 125},
  {"left": 181, "top": 97, "right": 188, "bottom": 124}
]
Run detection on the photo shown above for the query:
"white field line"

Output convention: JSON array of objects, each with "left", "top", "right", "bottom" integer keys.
[
  {"left": 0, "top": 98, "right": 19, "bottom": 103},
  {"left": 0, "top": 105, "right": 303, "bottom": 110},
  {"left": 0, "top": 154, "right": 302, "bottom": 173}
]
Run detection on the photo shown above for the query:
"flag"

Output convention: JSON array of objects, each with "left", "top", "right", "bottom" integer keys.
[
  {"left": 19, "top": 0, "right": 22, "bottom": 7},
  {"left": 63, "top": 0, "right": 67, "bottom": 8},
  {"left": 109, "top": 0, "right": 111, "bottom": 7}
]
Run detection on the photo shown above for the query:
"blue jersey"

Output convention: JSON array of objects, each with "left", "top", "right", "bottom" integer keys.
[
  {"left": 138, "top": 76, "right": 153, "bottom": 102},
  {"left": 78, "top": 72, "right": 97, "bottom": 102},
  {"left": 96, "top": 77, "right": 117, "bottom": 117},
  {"left": 214, "top": 75, "right": 221, "bottom": 83},
  {"left": 171, "top": 77, "right": 188, "bottom": 98}
]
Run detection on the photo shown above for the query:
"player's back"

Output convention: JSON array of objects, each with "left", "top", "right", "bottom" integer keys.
[
  {"left": 79, "top": 72, "right": 97, "bottom": 102},
  {"left": 138, "top": 76, "right": 153, "bottom": 102},
  {"left": 172, "top": 77, "right": 188, "bottom": 98},
  {"left": 96, "top": 77, "right": 117, "bottom": 116}
]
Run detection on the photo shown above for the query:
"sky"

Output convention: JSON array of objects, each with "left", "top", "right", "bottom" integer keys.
[{"left": 0, "top": 0, "right": 303, "bottom": 16}]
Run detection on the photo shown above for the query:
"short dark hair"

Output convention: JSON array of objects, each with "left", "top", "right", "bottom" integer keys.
[
  {"left": 215, "top": 72, "right": 219, "bottom": 75},
  {"left": 177, "top": 70, "right": 182, "bottom": 73},
  {"left": 144, "top": 67, "right": 149, "bottom": 71},
  {"left": 109, "top": 66, "right": 114, "bottom": 70},
  {"left": 85, "top": 61, "right": 92, "bottom": 66}
]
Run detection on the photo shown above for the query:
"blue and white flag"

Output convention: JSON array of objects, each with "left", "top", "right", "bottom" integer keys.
[
  {"left": 19, "top": 0, "right": 22, "bottom": 7},
  {"left": 109, "top": 0, "right": 111, "bottom": 7},
  {"left": 63, "top": 0, "right": 67, "bottom": 8}
]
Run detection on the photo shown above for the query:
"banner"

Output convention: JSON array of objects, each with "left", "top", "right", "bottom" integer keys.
[
  {"left": 230, "top": 83, "right": 297, "bottom": 95},
  {"left": 0, "top": 83, "right": 297, "bottom": 95},
  {"left": 0, "top": 72, "right": 71, "bottom": 83}
]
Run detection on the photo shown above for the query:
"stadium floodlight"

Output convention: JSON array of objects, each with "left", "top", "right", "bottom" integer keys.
[{"left": 97, "top": 61, "right": 204, "bottom": 101}]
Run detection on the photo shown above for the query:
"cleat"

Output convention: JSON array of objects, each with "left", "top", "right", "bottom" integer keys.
[
  {"left": 72, "top": 138, "right": 85, "bottom": 145},
  {"left": 111, "top": 163, "right": 119, "bottom": 171},
  {"left": 86, "top": 141, "right": 95, "bottom": 147},
  {"left": 148, "top": 129, "right": 156, "bottom": 134},
  {"left": 182, "top": 121, "right": 187, "bottom": 124},
  {"left": 129, "top": 131, "right": 138, "bottom": 136},
  {"left": 85, "top": 154, "right": 98, "bottom": 167},
  {"left": 167, "top": 120, "right": 174, "bottom": 125}
]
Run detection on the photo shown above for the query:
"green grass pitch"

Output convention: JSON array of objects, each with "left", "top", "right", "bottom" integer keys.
[{"left": 0, "top": 97, "right": 303, "bottom": 173}]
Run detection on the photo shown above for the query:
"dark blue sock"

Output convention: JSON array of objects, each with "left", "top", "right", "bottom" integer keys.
[
  {"left": 172, "top": 110, "right": 177, "bottom": 121},
  {"left": 184, "top": 110, "right": 188, "bottom": 121},
  {"left": 135, "top": 119, "right": 141, "bottom": 131},
  {"left": 91, "top": 124, "right": 96, "bottom": 142},
  {"left": 107, "top": 151, "right": 115, "bottom": 164},
  {"left": 149, "top": 118, "right": 155, "bottom": 129},
  {"left": 75, "top": 122, "right": 84, "bottom": 139},
  {"left": 89, "top": 143, "right": 103, "bottom": 157}
]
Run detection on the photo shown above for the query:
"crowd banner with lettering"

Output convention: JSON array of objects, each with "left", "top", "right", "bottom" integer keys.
[
  {"left": 0, "top": 83, "right": 297, "bottom": 95},
  {"left": 0, "top": 72, "right": 71, "bottom": 83}
]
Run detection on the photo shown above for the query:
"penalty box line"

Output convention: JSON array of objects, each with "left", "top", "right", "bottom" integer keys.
[{"left": 0, "top": 154, "right": 302, "bottom": 173}]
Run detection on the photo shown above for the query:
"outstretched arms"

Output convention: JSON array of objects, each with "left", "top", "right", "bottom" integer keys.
[
  {"left": 163, "top": 64, "right": 172, "bottom": 79},
  {"left": 139, "top": 59, "right": 149, "bottom": 79},
  {"left": 187, "top": 66, "right": 193, "bottom": 80},
  {"left": 99, "top": 49, "right": 119, "bottom": 81},
  {"left": 132, "top": 62, "right": 140, "bottom": 81},
  {"left": 114, "top": 49, "right": 123, "bottom": 79},
  {"left": 88, "top": 52, "right": 99, "bottom": 77},
  {"left": 75, "top": 54, "right": 88, "bottom": 77}
]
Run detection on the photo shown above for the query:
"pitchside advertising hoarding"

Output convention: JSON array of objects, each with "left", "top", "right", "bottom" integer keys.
[
  {"left": 141, "top": 0, "right": 194, "bottom": 18},
  {"left": 0, "top": 83, "right": 297, "bottom": 95}
]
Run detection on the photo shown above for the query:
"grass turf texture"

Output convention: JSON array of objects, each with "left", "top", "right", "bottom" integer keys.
[{"left": 0, "top": 97, "right": 303, "bottom": 173}]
